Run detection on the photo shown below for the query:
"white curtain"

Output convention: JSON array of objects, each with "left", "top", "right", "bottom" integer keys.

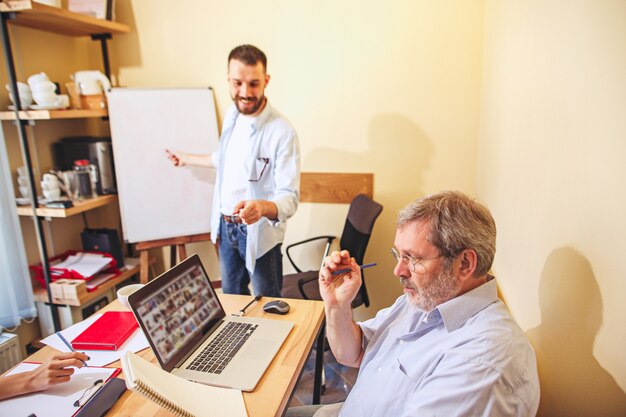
[{"left": 0, "top": 130, "right": 36, "bottom": 330}]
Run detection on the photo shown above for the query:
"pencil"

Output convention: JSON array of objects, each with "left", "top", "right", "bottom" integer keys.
[
  {"left": 331, "top": 262, "right": 377, "bottom": 276},
  {"left": 56, "top": 331, "right": 88, "bottom": 367}
]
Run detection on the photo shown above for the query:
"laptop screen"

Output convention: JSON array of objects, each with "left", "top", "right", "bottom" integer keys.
[{"left": 129, "top": 255, "right": 226, "bottom": 371}]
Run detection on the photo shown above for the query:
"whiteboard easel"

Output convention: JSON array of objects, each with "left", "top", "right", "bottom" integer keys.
[{"left": 107, "top": 87, "right": 219, "bottom": 243}]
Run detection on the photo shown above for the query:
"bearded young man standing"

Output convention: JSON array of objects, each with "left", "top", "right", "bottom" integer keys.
[
  {"left": 288, "top": 191, "right": 539, "bottom": 417},
  {"left": 167, "top": 45, "right": 300, "bottom": 297}
]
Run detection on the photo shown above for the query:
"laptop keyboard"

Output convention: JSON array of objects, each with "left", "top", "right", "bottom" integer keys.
[{"left": 187, "top": 322, "right": 258, "bottom": 374}]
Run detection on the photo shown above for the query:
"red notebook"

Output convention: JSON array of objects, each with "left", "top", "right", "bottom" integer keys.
[{"left": 71, "top": 311, "right": 138, "bottom": 351}]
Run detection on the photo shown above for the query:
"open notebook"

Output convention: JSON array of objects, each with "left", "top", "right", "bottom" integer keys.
[{"left": 122, "top": 351, "right": 248, "bottom": 417}]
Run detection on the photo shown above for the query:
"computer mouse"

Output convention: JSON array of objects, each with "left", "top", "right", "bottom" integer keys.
[{"left": 263, "top": 300, "right": 290, "bottom": 315}]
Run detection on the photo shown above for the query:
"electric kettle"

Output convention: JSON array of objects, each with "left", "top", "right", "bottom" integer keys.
[{"left": 73, "top": 70, "right": 111, "bottom": 96}]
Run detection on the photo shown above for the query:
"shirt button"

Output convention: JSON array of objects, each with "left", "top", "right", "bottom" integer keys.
[
  {"left": 377, "top": 367, "right": 382, "bottom": 373},
  {"left": 399, "top": 340, "right": 405, "bottom": 345}
]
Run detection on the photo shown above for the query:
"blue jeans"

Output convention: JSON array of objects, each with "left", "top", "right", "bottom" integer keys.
[{"left": 219, "top": 217, "right": 283, "bottom": 296}]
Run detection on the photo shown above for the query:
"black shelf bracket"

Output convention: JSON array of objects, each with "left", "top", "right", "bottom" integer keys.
[{"left": 91, "top": 33, "right": 112, "bottom": 80}]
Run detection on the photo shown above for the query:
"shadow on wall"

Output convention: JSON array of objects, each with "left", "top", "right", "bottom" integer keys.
[
  {"left": 526, "top": 247, "right": 626, "bottom": 417},
  {"left": 303, "top": 113, "right": 433, "bottom": 315}
]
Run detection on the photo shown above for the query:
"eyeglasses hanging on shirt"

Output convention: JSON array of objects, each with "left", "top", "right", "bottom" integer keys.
[{"left": 249, "top": 157, "right": 270, "bottom": 182}]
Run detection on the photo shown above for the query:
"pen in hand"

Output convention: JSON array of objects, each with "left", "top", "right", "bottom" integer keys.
[
  {"left": 55, "top": 331, "right": 89, "bottom": 367},
  {"left": 331, "top": 262, "right": 377, "bottom": 276}
]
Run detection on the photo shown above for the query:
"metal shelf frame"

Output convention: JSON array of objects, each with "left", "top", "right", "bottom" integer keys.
[{"left": 0, "top": 6, "right": 127, "bottom": 332}]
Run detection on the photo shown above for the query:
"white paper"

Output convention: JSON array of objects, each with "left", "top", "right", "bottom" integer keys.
[
  {"left": 0, "top": 362, "right": 117, "bottom": 417},
  {"left": 41, "top": 313, "right": 150, "bottom": 366},
  {"left": 52, "top": 252, "right": 112, "bottom": 278}
]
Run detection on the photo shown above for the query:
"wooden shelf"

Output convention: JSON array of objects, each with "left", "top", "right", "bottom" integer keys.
[
  {"left": 33, "top": 258, "right": 140, "bottom": 307},
  {"left": 0, "top": 108, "right": 108, "bottom": 120},
  {"left": 0, "top": 1, "right": 130, "bottom": 36},
  {"left": 16, "top": 194, "right": 117, "bottom": 218}
]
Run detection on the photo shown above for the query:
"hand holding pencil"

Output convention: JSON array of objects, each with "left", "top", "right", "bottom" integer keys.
[
  {"left": 0, "top": 351, "right": 89, "bottom": 401},
  {"left": 319, "top": 250, "right": 370, "bottom": 308}
]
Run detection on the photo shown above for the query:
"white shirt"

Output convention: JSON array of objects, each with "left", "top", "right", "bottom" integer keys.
[
  {"left": 210, "top": 101, "right": 300, "bottom": 273},
  {"left": 220, "top": 115, "right": 255, "bottom": 214},
  {"left": 335, "top": 278, "right": 540, "bottom": 417}
]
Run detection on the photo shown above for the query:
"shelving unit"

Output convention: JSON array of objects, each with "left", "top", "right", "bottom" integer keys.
[
  {"left": 0, "top": 1, "right": 130, "bottom": 332},
  {"left": 16, "top": 194, "right": 117, "bottom": 218},
  {"left": 33, "top": 258, "right": 140, "bottom": 307},
  {"left": 0, "top": 1, "right": 129, "bottom": 36},
  {"left": 0, "top": 108, "right": 108, "bottom": 120}
]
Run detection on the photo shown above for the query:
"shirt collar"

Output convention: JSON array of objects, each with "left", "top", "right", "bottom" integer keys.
[
  {"left": 245, "top": 98, "right": 272, "bottom": 133},
  {"left": 436, "top": 276, "right": 498, "bottom": 332}
]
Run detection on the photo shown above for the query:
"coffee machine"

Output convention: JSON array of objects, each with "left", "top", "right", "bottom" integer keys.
[{"left": 53, "top": 136, "right": 117, "bottom": 195}]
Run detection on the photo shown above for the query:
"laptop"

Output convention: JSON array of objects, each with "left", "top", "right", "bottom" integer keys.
[{"left": 128, "top": 254, "right": 294, "bottom": 392}]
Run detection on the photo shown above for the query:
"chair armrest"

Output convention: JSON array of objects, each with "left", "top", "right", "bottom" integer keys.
[{"left": 285, "top": 235, "right": 336, "bottom": 273}]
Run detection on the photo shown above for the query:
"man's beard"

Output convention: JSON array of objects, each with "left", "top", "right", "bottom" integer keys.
[
  {"left": 234, "top": 95, "right": 266, "bottom": 115},
  {"left": 400, "top": 265, "right": 459, "bottom": 311}
]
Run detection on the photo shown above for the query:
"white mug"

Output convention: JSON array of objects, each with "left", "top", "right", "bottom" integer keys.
[
  {"left": 29, "top": 80, "right": 56, "bottom": 94},
  {"left": 5, "top": 82, "right": 31, "bottom": 95},
  {"left": 8, "top": 92, "right": 33, "bottom": 108},
  {"left": 27, "top": 72, "right": 49, "bottom": 86},
  {"left": 33, "top": 93, "right": 69, "bottom": 108},
  {"left": 43, "top": 188, "right": 61, "bottom": 200},
  {"left": 32, "top": 91, "right": 57, "bottom": 105}
]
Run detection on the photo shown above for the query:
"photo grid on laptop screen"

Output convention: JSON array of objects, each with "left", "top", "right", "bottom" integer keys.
[{"left": 135, "top": 264, "right": 221, "bottom": 362}]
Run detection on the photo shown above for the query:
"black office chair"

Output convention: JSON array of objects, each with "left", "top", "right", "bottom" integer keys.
[{"left": 281, "top": 194, "right": 383, "bottom": 307}]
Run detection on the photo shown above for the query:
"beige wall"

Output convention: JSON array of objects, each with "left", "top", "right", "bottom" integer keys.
[
  {"left": 112, "top": 0, "right": 484, "bottom": 314},
  {"left": 478, "top": 1, "right": 626, "bottom": 415},
  {"left": 6, "top": 0, "right": 625, "bottom": 413}
]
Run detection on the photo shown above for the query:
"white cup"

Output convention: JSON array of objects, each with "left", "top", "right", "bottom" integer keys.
[
  {"left": 8, "top": 92, "right": 33, "bottom": 108},
  {"left": 56, "top": 94, "right": 70, "bottom": 108},
  {"left": 17, "top": 176, "right": 29, "bottom": 187},
  {"left": 33, "top": 93, "right": 69, "bottom": 108},
  {"left": 17, "top": 166, "right": 28, "bottom": 177},
  {"left": 29, "top": 80, "right": 56, "bottom": 94},
  {"left": 117, "top": 284, "right": 145, "bottom": 309},
  {"left": 33, "top": 91, "right": 58, "bottom": 106},
  {"left": 18, "top": 186, "right": 30, "bottom": 198},
  {"left": 27, "top": 72, "right": 49, "bottom": 86},
  {"left": 5, "top": 82, "right": 31, "bottom": 95},
  {"left": 43, "top": 188, "right": 61, "bottom": 200},
  {"left": 41, "top": 181, "right": 60, "bottom": 191}
]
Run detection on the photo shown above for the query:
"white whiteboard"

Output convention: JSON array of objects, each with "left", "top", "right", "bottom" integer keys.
[{"left": 108, "top": 88, "right": 219, "bottom": 243}]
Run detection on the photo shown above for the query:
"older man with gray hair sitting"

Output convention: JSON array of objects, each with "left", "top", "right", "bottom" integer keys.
[{"left": 288, "top": 190, "right": 539, "bottom": 417}]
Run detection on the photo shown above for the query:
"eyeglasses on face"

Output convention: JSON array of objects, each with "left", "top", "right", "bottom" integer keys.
[
  {"left": 390, "top": 247, "right": 443, "bottom": 273},
  {"left": 249, "top": 157, "right": 270, "bottom": 182}
]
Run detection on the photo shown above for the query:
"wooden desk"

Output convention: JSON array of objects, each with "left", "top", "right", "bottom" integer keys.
[{"left": 22, "top": 294, "right": 325, "bottom": 417}]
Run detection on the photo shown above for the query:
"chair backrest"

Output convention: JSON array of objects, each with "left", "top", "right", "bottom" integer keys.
[{"left": 340, "top": 194, "right": 383, "bottom": 308}]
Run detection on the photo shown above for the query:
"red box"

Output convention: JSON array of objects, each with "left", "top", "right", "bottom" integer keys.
[{"left": 30, "top": 250, "right": 119, "bottom": 287}]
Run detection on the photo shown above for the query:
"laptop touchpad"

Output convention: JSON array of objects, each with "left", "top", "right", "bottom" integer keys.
[{"left": 241, "top": 339, "right": 275, "bottom": 361}]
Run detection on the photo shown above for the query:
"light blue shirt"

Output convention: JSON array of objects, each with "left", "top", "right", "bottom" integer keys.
[
  {"left": 339, "top": 278, "right": 540, "bottom": 417},
  {"left": 210, "top": 101, "right": 300, "bottom": 273}
]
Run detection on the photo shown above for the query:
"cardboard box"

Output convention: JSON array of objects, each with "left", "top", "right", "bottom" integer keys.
[
  {"left": 62, "top": 280, "right": 87, "bottom": 301},
  {"left": 49, "top": 279, "right": 86, "bottom": 303},
  {"left": 50, "top": 279, "right": 69, "bottom": 301},
  {"left": 68, "top": 0, "right": 114, "bottom": 20}
]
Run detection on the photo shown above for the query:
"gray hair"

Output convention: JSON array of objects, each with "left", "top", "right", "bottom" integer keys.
[{"left": 397, "top": 191, "right": 496, "bottom": 277}]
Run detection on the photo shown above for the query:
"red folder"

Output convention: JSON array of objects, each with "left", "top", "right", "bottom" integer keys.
[{"left": 71, "top": 312, "right": 138, "bottom": 351}]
